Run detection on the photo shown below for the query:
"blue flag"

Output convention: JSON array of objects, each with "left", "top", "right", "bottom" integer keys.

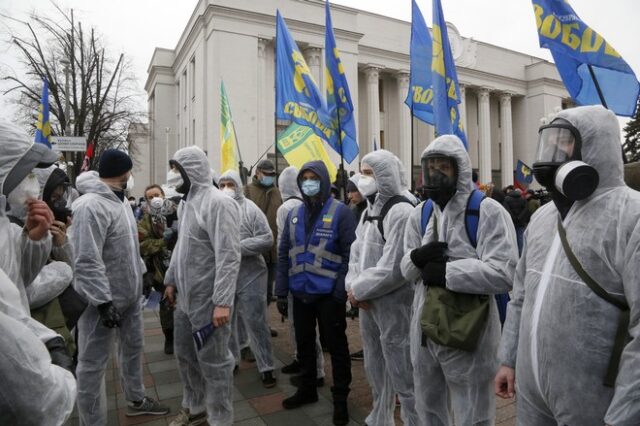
[
  {"left": 35, "top": 79, "right": 51, "bottom": 148},
  {"left": 431, "top": 0, "right": 467, "bottom": 149},
  {"left": 276, "top": 11, "right": 336, "bottom": 147},
  {"left": 515, "top": 159, "right": 533, "bottom": 185},
  {"left": 532, "top": 0, "right": 639, "bottom": 117},
  {"left": 405, "top": 0, "right": 434, "bottom": 125},
  {"left": 325, "top": 1, "right": 359, "bottom": 164}
]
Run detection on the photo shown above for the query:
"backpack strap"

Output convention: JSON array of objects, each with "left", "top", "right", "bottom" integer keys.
[
  {"left": 465, "top": 189, "right": 485, "bottom": 249},
  {"left": 285, "top": 195, "right": 304, "bottom": 203},
  {"left": 420, "top": 199, "right": 434, "bottom": 237},
  {"left": 557, "top": 218, "right": 629, "bottom": 387},
  {"left": 364, "top": 195, "right": 413, "bottom": 241}
]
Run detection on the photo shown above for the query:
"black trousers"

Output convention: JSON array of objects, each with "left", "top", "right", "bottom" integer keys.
[{"left": 293, "top": 295, "right": 351, "bottom": 402}]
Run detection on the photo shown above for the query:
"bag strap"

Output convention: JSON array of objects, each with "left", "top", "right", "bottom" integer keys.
[
  {"left": 557, "top": 218, "right": 629, "bottom": 387},
  {"left": 364, "top": 195, "right": 413, "bottom": 241},
  {"left": 465, "top": 189, "right": 485, "bottom": 249},
  {"left": 285, "top": 195, "right": 304, "bottom": 203},
  {"left": 420, "top": 199, "right": 434, "bottom": 237}
]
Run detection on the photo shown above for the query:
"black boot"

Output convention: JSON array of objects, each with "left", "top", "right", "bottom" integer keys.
[
  {"left": 333, "top": 401, "right": 349, "bottom": 426},
  {"left": 164, "top": 329, "right": 174, "bottom": 355},
  {"left": 282, "top": 390, "right": 318, "bottom": 409}
]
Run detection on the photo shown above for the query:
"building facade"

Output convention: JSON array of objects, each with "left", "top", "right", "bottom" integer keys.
[{"left": 145, "top": 0, "right": 570, "bottom": 188}]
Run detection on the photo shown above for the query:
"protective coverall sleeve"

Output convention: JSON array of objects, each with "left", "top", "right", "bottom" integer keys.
[
  {"left": 15, "top": 224, "right": 52, "bottom": 288},
  {"left": 445, "top": 200, "right": 518, "bottom": 295},
  {"left": 497, "top": 233, "right": 529, "bottom": 368},
  {"left": 275, "top": 212, "right": 291, "bottom": 298},
  {"left": 241, "top": 204, "right": 273, "bottom": 257},
  {"left": 209, "top": 197, "right": 241, "bottom": 307},
  {"left": 51, "top": 239, "right": 73, "bottom": 266},
  {"left": 604, "top": 220, "right": 640, "bottom": 424},
  {"left": 26, "top": 261, "right": 73, "bottom": 310},
  {"left": 70, "top": 202, "right": 112, "bottom": 306},
  {"left": 350, "top": 203, "right": 414, "bottom": 301},
  {"left": 400, "top": 205, "right": 426, "bottom": 284}
]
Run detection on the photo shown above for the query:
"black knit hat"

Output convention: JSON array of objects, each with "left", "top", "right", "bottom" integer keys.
[{"left": 99, "top": 149, "right": 133, "bottom": 178}]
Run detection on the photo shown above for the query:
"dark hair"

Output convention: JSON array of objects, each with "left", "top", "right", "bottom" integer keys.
[{"left": 144, "top": 184, "right": 165, "bottom": 200}]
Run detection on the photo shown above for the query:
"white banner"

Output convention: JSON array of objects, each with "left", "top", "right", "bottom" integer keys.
[{"left": 51, "top": 136, "right": 87, "bottom": 152}]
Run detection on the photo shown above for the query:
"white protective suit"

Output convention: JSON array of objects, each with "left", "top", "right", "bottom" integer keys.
[
  {"left": 0, "top": 267, "right": 76, "bottom": 426},
  {"left": 0, "top": 121, "right": 58, "bottom": 343},
  {"left": 165, "top": 146, "right": 241, "bottom": 426},
  {"left": 498, "top": 106, "right": 640, "bottom": 425},
  {"left": 400, "top": 135, "right": 518, "bottom": 425},
  {"left": 346, "top": 150, "right": 419, "bottom": 426},
  {"left": 276, "top": 166, "right": 325, "bottom": 378},
  {"left": 70, "top": 170, "right": 147, "bottom": 426},
  {"left": 220, "top": 170, "right": 275, "bottom": 374}
]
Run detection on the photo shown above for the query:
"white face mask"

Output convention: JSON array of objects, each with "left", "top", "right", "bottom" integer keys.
[
  {"left": 149, "top": 196, "right": 164, "bottom": 210},
  {"left": 167, "top": 170, "right": 183, "bottom": 188},
  {"left": 357, "top": 175, "right": 378, "bottom": 197},
  {"left": 7, "top": 173, "right": 40, "bottom": 217},
  {"left": 125, "top": 175, "right": 134, "bottom": 191},
  {"left": 222, "top": 187, "right": 236, "bottom": 198}
]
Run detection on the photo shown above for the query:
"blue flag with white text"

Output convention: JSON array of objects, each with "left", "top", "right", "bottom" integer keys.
[
  {"left": 276, "top": 11, "right": 336, "bottom": 146},
  {"left": 405, "top": 0, "right": 434, "bottom": 125},
  {"left": 431, "top": 0, "right": 467, "bottom": 149},
  {"left": 325, "top": 1, "right": 358, "bottom": 163},
  {"left": 35, "top": 79, "right": 52, "bottom": 148},
  {"left": 532, "top": 0, "right": 639, "bottom": 117}
]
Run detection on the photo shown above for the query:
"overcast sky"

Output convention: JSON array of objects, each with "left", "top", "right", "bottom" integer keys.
[{"left": 1, "top": 0, "right": 639, "bottom": 121}]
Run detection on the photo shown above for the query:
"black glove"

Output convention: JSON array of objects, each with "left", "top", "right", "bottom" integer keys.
[
  {"left": 421, "top": 261, "right": 447, "bottom": 287},
  {"left": 410, "top": 242, "right": 448, "bottom": 268},
  {"left": 276, "top": 297, "right": 288, "bottom": 318},
  {"left": 98, "top": 301, "right": 122, "bottom": 328},
  {"left": 45, "top": 337, "right": 75, "bottom": 373}
]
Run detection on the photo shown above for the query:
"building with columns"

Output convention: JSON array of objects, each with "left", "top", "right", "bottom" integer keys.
[{"left": 145, "top": 0, "right": 570, "bottom": 188}]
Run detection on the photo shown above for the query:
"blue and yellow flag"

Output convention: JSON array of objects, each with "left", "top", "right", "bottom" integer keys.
[
  {"left": 220, "top": 81, "right": 240, "bottom": 173},
  {"left": 35, "top": 79, "right": 51, "bottom": 148},
  {"left": 324, "top": 0, "right": 358, "bottom": 164},
  {"left": 276, "top": 11, "right": 335, "bottom": 147},
  {"left": 431, "top": 0, "right": 467, "bottom": 149},
  {"left": 277, "top": 122, "right": 337, "bottom": 179},
  {"left": 532, "top": 0, "right": 639, "bottom": 117},
  {"left": 515, "top": 160, "right": 533, "bottom": 185},
  {"left": 405, "top": 0, "right": 434, "bottom": 125}
]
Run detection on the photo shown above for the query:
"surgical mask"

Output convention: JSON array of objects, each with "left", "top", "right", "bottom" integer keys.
[
  {"left": 301, "top": 179, "right": 321, "bottom": 196},
  {"left": 129, "top": 200, "right": 137, "bottom": 207},
  {"left": 357, "top": 176, "right": 377, "bottom": 197},
  {"left": 167, "top": 170, "right": 183, "bottom": 188},
  {"left": 222, "top": 188, "right": 235, "bottom": 198},
  {"left": 260, "top": 175, "right": 275, "bottom": 187},
  {"left": 7, "top": 173, "right": 40, "bottom": 217}
]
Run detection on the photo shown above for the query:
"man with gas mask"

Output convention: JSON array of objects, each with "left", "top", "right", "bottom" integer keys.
[
  {"left": 401, "top": 135, "right": 518, "bottom": 425},
  {"left": 495, "top": 105, "right": 640, "bottom": 425},
  {"left": 138, "top": 184, "right": 176, "bottom": 354},
  {"left": 71, "top": 149, "right": 169, "bottom": 425},
  {"left": 219, "top": 169, "right": 276, "bottom": 388},
  {"left": 163, "top": 147, "right": 241, "bottom": 426},
  {"left": 345, "top": 150, "right": 419, "bottom": 426}
]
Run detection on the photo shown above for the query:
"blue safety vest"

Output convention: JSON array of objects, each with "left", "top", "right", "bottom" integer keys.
[{"left": 288, "top": 198, "right": 344, "bottom": 295}]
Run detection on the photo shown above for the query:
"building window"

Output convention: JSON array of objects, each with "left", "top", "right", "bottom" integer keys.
[
  {"left": 190, "top": 56, "right": 196, "bottom": 101},
  {"left": 378, "top": 79, "right": 384, "bottom": 112},
  {"left": 379, "top": 130, "right": 385, "bottom": 149}
]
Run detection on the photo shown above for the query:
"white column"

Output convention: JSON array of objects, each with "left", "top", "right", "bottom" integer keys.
[
  {"left": 364, "top": 66, "right": 381, "bottom": 154},
  {"left": 396, "top": 70, "right": 412, "bottom": 182},
  {"left": 257, "top": 38, "right": 268, "bottom": 156},
  {"left": 500, "top": 92, "right": 514, "bottom": 187},
  {"left": 304, "top": 47, "right": 322, "bottom": 90},
  {"left": 459, "top": 84, "right": 467, "bottom": 135},
  {"left": 478, "top": 87, "right": 492, "bottom": 184}
]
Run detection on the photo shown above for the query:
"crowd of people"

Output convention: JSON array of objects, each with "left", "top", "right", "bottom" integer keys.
[{"left": 0, "top": 104, "right": 639, "bottom": 426}]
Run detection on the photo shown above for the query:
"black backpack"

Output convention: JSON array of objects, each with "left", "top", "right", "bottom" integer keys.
[{"left": 362, "top": 195, "right": 415, "bottom": 241}]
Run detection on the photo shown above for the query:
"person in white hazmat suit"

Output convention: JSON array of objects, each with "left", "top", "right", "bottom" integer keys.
[
  {"left": 401, "top": 135, "right": 518, "bottom": 425},
  {"left": 345, "top": 149, "right": 419, "bottom": 426},
  {"left": 276, "top": 166, "right": 326, "bottom": 381},
  {"left": 495, "top": 105, "right": 640, "bottom": 425},
  {"left": 218, "top": 169, "right": 277, "bottom": 388},
  {"left": 163, "top": 146, "right": 242, "bottom": 426},
  {"left": 71, "top": 149, "right": 169, "bottom": 425},
  {"left": 0, "top": 267, "right": 76, "bottom": 426}
]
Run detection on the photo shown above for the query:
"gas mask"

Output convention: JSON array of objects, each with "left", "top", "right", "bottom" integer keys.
[
  {"left": 422, "top": 155, "right": 458, "bottom": 208},
  {"left": 532, "top": 119, "right": 598, "bottom": 202},
  {"left": 50, "top": 198, "right": 72, "bottom": 223},
  {"left": 7, "top": 173, "right": 40, "bottom": 218}
]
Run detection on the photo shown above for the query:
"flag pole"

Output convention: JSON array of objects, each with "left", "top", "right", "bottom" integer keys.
[
  {"left": 587, "top": 64, "right": 609, "bottom": 109},
  {"left": 410, "top": 105, "right": 415, "bottom": 192},
  {"left": 337, "top": 120, "right": 348, "bottom": 203},
  {"left": 230, "top": 118, "right": 246, "bottom": 184}
]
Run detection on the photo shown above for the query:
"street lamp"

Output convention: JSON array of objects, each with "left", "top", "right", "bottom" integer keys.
[{"left": 59, "top": 58, "right": 73, "bottom": 180}]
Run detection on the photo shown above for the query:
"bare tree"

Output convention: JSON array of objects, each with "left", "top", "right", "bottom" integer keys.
[{"left": 2, "top": 2, "right": 144, "bottom": 177}]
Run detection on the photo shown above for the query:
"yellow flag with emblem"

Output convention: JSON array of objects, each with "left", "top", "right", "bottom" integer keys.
[
  {"left": 277, "top": 122, "right": 337, "bottom": 180},
  {"left": 220, "top": 81, "right": 240, "bottom": 173}
]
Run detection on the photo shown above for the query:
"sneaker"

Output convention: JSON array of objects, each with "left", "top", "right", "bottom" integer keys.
[
  {"left": 168, "top": 408, "right": 207, "bottom": 426},
  {"left": 270, "top": 328, "right": 279, "bottom": 337},
  {"left": 290, "top": 375, "right": 324, "bottom": 388},
  {"left": 164, "top": 338, "right": 174, "bottom": 355},
  {"left": 282, "top": 390, "right": 318, "bottom": 409},
  {"left": 281, "top": 359, "right": 301, "bottom": 375},
  {"left": 241, "top": 346, "right": 256, "bottom": 362},
  {"left": 333, "top": 401, "right": 349, "bottom": 425},
  {"left": 350, "top": 349, "right": 364, "bottom": 361},
  {"left": 261, "top": 371, "right": 277, "bottom": 388},
  {"left": 126, "top": 396, "right": 169, "bottom": 416}
]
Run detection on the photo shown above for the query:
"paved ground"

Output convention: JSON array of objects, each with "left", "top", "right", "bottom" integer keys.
[{"left": 65, "top": 305, "right": 516, "bottom": 425}]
